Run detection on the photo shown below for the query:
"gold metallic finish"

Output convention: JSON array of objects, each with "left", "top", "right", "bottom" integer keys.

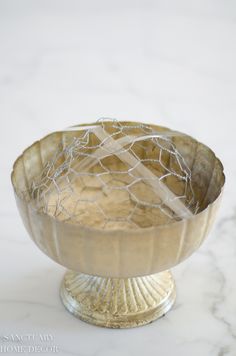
[
  {"left": 60, "top": 270, "right": 176, "bottom": 328},
  {"left": 11, "top": 122, "right": 225, "bottom": 328}
]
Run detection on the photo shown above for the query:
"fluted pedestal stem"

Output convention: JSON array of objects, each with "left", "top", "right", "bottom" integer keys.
[{"left": 60, "top": 270, "right": 176, "bottom": 328}]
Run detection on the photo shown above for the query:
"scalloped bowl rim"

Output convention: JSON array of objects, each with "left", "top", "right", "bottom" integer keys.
[{"left": 11, "top": 122, "right": 226, "bottom": 235}]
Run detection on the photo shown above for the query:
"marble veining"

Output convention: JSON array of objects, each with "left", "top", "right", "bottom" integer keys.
[{"left": 0, "top": 0, "right": 236, "bottom": 355}]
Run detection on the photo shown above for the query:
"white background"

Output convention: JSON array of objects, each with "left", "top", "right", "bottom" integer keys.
[{"left": 0, "top": 1, "right": 236, "bottom": 355}]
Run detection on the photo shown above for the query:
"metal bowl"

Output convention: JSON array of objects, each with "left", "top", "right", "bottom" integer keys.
[{"left": 11, "top": 122, "right": 225, "bottom": 328}]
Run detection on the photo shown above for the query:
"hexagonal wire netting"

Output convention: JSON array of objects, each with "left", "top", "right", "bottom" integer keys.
[{"left": 30, "top": 119, "right": 199, "bottom": 229}]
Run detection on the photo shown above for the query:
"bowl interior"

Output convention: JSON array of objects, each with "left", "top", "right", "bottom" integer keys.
[{"left": 12, "top": 122, "right": 225, "bottom": 230}]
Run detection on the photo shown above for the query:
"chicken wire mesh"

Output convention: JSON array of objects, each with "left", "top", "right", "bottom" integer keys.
[{"left": 30, "top": 119, "right": 199, "bottom": 229}]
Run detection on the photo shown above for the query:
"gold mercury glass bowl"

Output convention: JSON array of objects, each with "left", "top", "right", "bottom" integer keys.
[{"left": 11, "top": 121, "right": 225, "bottom": 328}]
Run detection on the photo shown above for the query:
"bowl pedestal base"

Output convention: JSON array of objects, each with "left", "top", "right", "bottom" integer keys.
[{"left": 60, "top": 270, "right": 176, "bottom": 328}]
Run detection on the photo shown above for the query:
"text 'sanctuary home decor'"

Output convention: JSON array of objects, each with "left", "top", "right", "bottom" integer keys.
[{"left": 11, "top": 119, "right": 225, "bottom": 328}]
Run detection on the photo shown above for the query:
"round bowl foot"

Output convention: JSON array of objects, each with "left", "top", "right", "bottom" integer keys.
[{"left": 60, "top": 270, "right": 176, "bottom": 328}]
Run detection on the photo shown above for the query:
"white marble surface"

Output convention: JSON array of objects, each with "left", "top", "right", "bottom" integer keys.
[{"left": 0, "top": 0, "right": 236, "bottom": 355}]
